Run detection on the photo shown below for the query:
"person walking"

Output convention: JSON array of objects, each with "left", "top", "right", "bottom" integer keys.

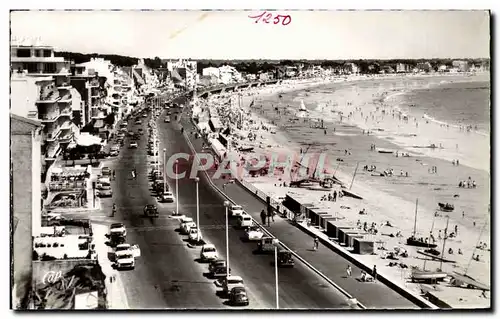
[
  {"left": 313, "top": 237, "right": 319, "bottom": 251},
  {"left": 260, "top": 209, "right": 267, "bottom": 225},
  {"left": 372, "top": 265, "right": 378, "bottom": 282},
  {"left": 346, "top": 265, "right": 352, "bottom": 278}
]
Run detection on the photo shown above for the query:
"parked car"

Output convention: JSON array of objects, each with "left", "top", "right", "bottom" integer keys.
[
  {"left": 211, "top": 265, "right": 231, "bottom": 278},
  {"left": 188, "top": 227, "right": 201, "bottom": 242},
  {"left": 179, "top": 217, "right": 194, "bottom": 233},
  {"left": 222, "top": 276, "right": 245, "bottom": 295},
  {"left": 110, "top": 223, "right": 127, "bottom": 237},
  {"left": 256, "top": 237, "right": 277, "bottom": 254},
  {"left": 245, "top": 226, "right": 264, "bottom": 241},
  {"left": 129, "top": 142, "right": 138, "bottom": 149},
  {"left": 164, "top": 116, "right": 171, "bottom": 123},
  {"left": 159, "top": 191, "right": 175, "bottom": 203},
  {"left": 144, "top": 204, "right": 159, "bottom": 217},
  {"left": 135, "top": 120, "right": 142, "bottom": 125},
  {"left": 200, "top": 244, "right": 218, "bottom": 261},
  {"left": 96, "top": 185, "right": 113, "bottom": 197},
  {"left": 114, "top": 252, "right": 135, "bottom": 270},
  {"left": 209, "top": 259, "right": 228, "bottom": 273},
  {"left": 229, "top": 287, "right": 249, "bottom": 306},
  {"left": 230, "top": 205, "right": 244, "bottom": 217},
  {"left": 101, "top": 167, "right": 111, "bottom": 176},
  {"left": 237, "top": 214, "right": 253, "bottom": 228},
  {"left": 277, "top": 250, "right": 295, "bottom": 267},
  {"left": 115, "top": 243, "right": 132, "bottom": 259}
]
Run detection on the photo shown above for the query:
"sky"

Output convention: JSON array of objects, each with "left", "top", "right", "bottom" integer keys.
[{"left": 10, "top": 10, "right": 490, "bottom": 60}]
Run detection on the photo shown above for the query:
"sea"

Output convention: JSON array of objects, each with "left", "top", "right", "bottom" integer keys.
[{"left": 393, "top": 79, "right": 491, "bottom": 134}]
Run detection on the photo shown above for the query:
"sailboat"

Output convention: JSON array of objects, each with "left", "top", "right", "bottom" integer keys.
[
  {"left": 299, "top": 100, "right": 308, "bottom": 112},
  {"left": 406, "top": 199, "right": 438, "bottom": 248},
  {"left": 411, "top": 215, "right": 448, "bottom": 282}
]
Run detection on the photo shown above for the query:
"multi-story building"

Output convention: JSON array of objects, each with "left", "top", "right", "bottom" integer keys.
[
  {"left": 167, "top": 59, "right": 198, "bottom": 89},
  {"left": 70, "top": 63, "right": 107, "bottom": 127},
  {"left": 396, "top": 63, "right": 411, "bottom": 73},
  {"left": 11, "top": 43, "right": 79, "bottom": 163},
  {"left": 11, "top": 114, "right": 43, "bottom": 309},
  {"left": 341, "top": 63, "right": 360, "bottom": 75},
  {"left": 452, "top": 60, "right": 470, "bottom": 72}
]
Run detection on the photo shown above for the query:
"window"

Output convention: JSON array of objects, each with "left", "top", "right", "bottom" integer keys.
[
  {"left": 16, "top": 49, "right": 31, "bottom": 58},
  {"left": 43, "top": 49, "right": 52, "bottom": 57},
  {"left": 35, "top": 50, "right": 41, "bottom": 57},
  {"left": 43, "top": 63, "right": 56, "bottom": 74},
  {"left": 26, "top": 62, "right": 38, "bottom": 73}
]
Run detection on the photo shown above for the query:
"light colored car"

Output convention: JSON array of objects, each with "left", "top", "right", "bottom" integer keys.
[
  {"left": 115, "top": 252, "right": 135, "bottom": 270},
  {"left": 188, "top": 227, "right": 201, "bottom": 242},
  {"left": 159, "top": 191, "right": 175, "bottom": 203},
  {"left": 184, "top": 222, "right": 197, "bottom": 235},
  {"left": 96, "top": 187, "right": 113, "bottom": 197},
  {"left": 238, "top": 214, "right": 253, "bottom": 228},
  {"left": 164, "top": 116, "right": 171, "bottom": 123},
  {"left": 115, "top": 243, "right": 132, "bottom": 258},
  {"left": 222, "top": 275, "right": 245, "bottom": 295},
  {"left": 200, "top": 244, "right": 218, "bottom": 261},
  {"left": 130, "top": 142, "right": 138, "bottom": 148},
  {"left": 110, "top": 223, "right": 127, "bottom": 237},
  {"left": 245, "top": 226, "right": 264, "bottom": 241},
  {"left": 230, "top": 205, "right": 244, "bottom": 217}
]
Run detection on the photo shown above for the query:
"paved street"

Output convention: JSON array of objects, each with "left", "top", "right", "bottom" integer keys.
[
  {"left": 177, "top": 99, "right": 419, "bottom": 309},
  {"left": 88, "top": 103, "right": 356, "bottom": 309}
]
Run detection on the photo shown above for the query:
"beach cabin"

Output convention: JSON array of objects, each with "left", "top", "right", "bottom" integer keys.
[
  {"left": 331, "top": 223, "right": 356, "bottom": 244},
  {"left": 343, "top": 230, "right": 368, "bottom": 248},
  {"left": 310, "top": 211, "right": 331, "bottom": 229},
  {"left": 352, "top": 238, "right": 375, "bottom": 255}
]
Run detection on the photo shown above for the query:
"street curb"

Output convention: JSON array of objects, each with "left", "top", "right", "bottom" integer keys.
[{"left": 182, "top": 127, "right": 365, "bottom": 310}]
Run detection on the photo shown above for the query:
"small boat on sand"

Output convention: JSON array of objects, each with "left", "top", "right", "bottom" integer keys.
[
  {"left": 438, "top": 202, "right": 454, "bottom": 212},
  {"left": 377, "top": 148, "right": 394, "bottom": 154},
  {"left": 411, "top": 270, "right": 448, "bottom": 282}
]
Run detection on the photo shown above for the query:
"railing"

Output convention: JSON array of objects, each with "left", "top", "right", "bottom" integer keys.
[
  {"left": 39, "top": 111, "right": 60, "bottom": 121},
  {"left": 58, "top": 132, "right": 74, "bottom": 143},
  {"left": 59, "top": 93, "right": 72, "bottom": 102}
]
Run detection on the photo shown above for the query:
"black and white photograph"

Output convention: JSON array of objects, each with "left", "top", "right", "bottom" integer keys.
[{"left": 9, "top": 8, "right": 491, "bottom": 311}]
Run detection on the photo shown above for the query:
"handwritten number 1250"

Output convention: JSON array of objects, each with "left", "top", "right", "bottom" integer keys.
[{"left": 248, "top": 11, "right": 291, "bottom": 26}]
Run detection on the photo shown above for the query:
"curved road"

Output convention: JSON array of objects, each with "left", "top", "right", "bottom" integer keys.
[{"left": 106, "top": 105, "right": 355, "bottom": 309}]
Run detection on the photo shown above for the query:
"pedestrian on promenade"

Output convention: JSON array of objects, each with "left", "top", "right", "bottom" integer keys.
[
  {"left": 333, "top": 191, "right": 337, "bottom": 202},
  {"left": 313, "top": 237, "right": 319, "bottom": 251},
  {"left": 260, "top": 209, "right": 267, "bottom": 225},
  {"left": 346, "top": 265, "right": 352, "bottom": 278},
  {"left": 372, "top": 265, "right": 377, "bottom": 282}
]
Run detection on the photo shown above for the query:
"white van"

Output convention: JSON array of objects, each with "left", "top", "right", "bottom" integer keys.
[
  {"left": 238, "top": 214, "right": 253, "bottom": 228},
  {"left": 222, "top": 275, "right": 245, "bottom": 295}
]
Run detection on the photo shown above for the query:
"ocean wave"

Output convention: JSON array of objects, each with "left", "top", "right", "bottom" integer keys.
[{"left": 422, "top": 113, "right": 489, "bottom": 136}]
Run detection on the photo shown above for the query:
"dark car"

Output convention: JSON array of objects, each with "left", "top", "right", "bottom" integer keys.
[
  {"left": 144, "top": 204, "right": 159, "bottom": 217},
  {"left": 211, "top": 265, "right": 231, "bottom": 278},
  {"left": 229, "top": 287, "right": 249, "bottom": 306},
  {"left": 278, "top": 251, "right": 295, "bottom": 267},
  {"left": 209, "top": 260, "right": 227, "bottom": 273}
]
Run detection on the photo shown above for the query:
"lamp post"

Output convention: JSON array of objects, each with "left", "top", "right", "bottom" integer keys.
[
  {"left": 194, "top": 176, "right": 200, "bottom": 243},
  {"left": 175, "top": 160, "right": 179, "bottom": 215},
  {"left": 163, "top": 148, "right": 167, "bottom": 194},
  {"left": 272, "top": 238, "right": 279, "bottom": 309},
  {"left": 224, "top": 200, "right": 230, "bottom": 278}
]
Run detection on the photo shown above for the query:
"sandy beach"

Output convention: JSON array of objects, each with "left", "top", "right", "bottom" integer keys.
[{"left": 193, "top": 73, "right": 491, "bottom": 308}]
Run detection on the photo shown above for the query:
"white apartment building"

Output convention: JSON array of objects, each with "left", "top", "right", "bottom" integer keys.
[
  {"left": 11, "top": 43, "right": 79, "bottom": 160},
  {"left": 167, "top": 59, "right": 198, "bottom": 89},
  {"left": 202, "top": 65, "right": 242, "bottom": 85}
]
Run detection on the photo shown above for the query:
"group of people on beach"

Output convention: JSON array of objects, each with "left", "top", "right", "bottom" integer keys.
[{"left": 458, "top": 176, "right": 477, "bottom": 188}]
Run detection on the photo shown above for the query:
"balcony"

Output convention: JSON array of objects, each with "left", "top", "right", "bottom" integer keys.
[
  {"left": 91, "top": 88, "right": 99, "bottom": 97},
  {"left": 37, "top": 89, "right": 59, "bottom": 103},
  {"left": 58, "top": 93, "right": 72, "bottom": 103},
  {"left": 58, "top": 131, "right": 74, "bottom": 143},
  {"left": 27, "top": 110, "right": 38, "bottom": 120},
  {"left": 46, "top": 129, "right": 62, "bottom": 142},
  {"left": 39, "top": 111, "right": 60, "bottom": 122},
  {"left": 45, "top": 140, "right": 61, "bottom": 159}
]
